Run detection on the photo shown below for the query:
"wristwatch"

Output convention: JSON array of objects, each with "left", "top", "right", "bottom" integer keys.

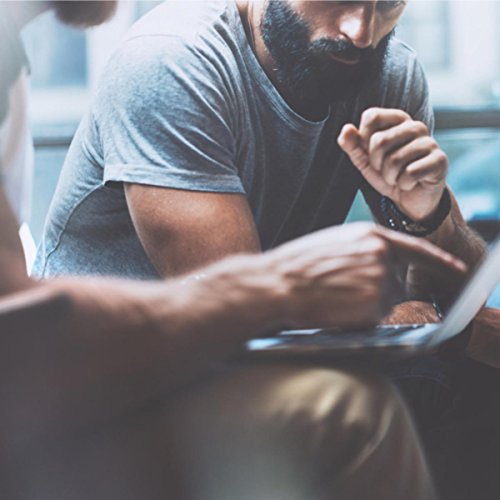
[{"left": 379, "top": 187, "right": 452, "bottom": 237}]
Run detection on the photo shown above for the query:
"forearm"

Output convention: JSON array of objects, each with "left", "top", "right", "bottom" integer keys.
[
  {"left": 426, "top": 194, "right": 486, "bottom": 268},
  {"left": 3, "top": 254, "right": 284, "bottom": 439},
  {"left": 407, "top": 193, "right": 486, "bottom": 299}
]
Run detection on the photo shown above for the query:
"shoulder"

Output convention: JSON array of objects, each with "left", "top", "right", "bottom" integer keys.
[
  {"left": 369, "top": 38, "right": 432, "bottom": 124},
  {"left": 384, "top": 38, "right": 425, "bottom": 84},
  {"left": 125, "top": 0, "right": 231, "bottom": 44},
  {"left": 116, "top": 0, "right": 240, "bottom": 77},
  {"left": 97, "top": 0, "right": 242, "bottom": 108}
]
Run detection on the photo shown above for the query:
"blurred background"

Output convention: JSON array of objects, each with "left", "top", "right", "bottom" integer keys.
[{"left": 22, "top": 0, "right": 500, "bottom": 306}]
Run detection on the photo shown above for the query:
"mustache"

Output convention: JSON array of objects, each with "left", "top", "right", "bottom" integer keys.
[{"left": 308, "top": 38, "right": 377, "bottom": 63}]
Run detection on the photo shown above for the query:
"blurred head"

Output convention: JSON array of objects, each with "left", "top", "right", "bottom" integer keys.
[
  {"left": 260, "top": 1, "right": 407, "bottom": 109},
  {"left": 51, "top": 1, "right": 118, "bottom": 28}
]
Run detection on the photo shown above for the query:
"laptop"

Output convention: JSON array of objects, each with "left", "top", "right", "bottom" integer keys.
[{"left": 246, "top": 237, "right": 500, "bottom": 362}]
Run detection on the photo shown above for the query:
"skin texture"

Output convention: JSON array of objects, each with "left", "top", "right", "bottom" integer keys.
[
  {"left": 338, "top": 108, "right": 447, "bottom": 221},
  {"left": 0, "top": 222, "right": 467, "bottom": 443},
  {"left": 125, "top": 186, "right": 261, "bottom": 277},
  {"left": 125, "top": 1, "right": 410, "bottom": 277},
  {"left": 465, "top": 308, "right": 500, "bottom": 368},
  {"left": 126, "top": 1, "right": 484, "bottom": 300},
  {"left": 382, "top": 301, "right": 440, "bottom": 325},
  {"left": 338, "top": 108, "right": 486, "bottom": 297},
  {"left": 0, "top": 0, "right": 492, "bottom": 445},
  {"left": 238, "top": 0, "right": 407, "bottom": 116}
]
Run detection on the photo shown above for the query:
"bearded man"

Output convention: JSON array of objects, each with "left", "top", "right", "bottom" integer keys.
[
  {"left": 32, "top": 1, "right": 498, "bottom": 498},
  {"left": 35, "top": 0, "right": 484, "bottom": 281},
  {"left": 1, "top": 1, "right": 468, "bottom": 498}
]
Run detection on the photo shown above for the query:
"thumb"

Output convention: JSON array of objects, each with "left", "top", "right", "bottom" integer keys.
[{"left": 338, "top": 124, "right": 370, "bottom": 173}]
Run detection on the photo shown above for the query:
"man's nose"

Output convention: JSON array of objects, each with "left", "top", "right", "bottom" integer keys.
[{"left": 339, "top": 4, "right": 376, "bottom": 49}]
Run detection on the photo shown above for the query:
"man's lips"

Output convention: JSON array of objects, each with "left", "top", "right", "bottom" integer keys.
[{"left": 328, "top": 52, "right": 360, "bottom": 65}]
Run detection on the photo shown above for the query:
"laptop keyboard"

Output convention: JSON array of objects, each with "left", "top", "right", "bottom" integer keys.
[
  {"left": 375, "top": 324, "right": 425, "bottom": 337},
  {"left": 278, "top": 324, "right": 426, "bottom": 345}
]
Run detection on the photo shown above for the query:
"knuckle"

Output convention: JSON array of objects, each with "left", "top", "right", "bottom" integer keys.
[
  {"left": 371, "top": 238, "right": 390, "bottom": 258},
  {"left": 360, "top": 222, "right": 376, "bottom": 236},
  {"left": 369, "top": 131, "right": 388, "bottom": 151},
  {"left": 398, "top": 110, "right": 411, "bottom": 121},
  {"left": 362, "top": 109, "right": 380, "bottom": 128},
  {"left": 365, "top": 225, "right": 381, "bottom": 239},
  {"left": 387, "top": 150, "right": 403, "bottom": 170},
  {"left": 357, "top": 222, "right": 377, "bottom": 238},
  {"left": 434, "top": 149, "right": 448, "bottom": 166},
  {"left": 426, "top": 136, "right": 438, "bottom": 148},
  {"left": 412, "top": 120, "right": 428, "bottom": 135}
]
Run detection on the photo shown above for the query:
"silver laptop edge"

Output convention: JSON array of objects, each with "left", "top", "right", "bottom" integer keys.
[
  {"left": 428, "top": 237, "right": 500, "bottom": 347},
  {"left": 247, "top": 237, "right": 500, "bottom": 357}
]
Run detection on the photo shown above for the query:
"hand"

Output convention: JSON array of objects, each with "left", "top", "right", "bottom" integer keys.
[
  {"left": 338, "top": 108, "right": 448, "bottom": 221},
  {"left": 268, "top": 222, "right": 466, "bottom": 329},
  {"left": 381, "top": 301, "right": 440, "bottom": 325}
]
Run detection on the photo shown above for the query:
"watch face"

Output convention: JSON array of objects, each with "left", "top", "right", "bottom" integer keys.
[{"left": 401, "top": 219, "right": 430, "bottom": 234}]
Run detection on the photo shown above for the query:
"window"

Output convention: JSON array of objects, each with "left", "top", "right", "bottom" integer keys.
[
  {"left": 397, "top": 2, "right": 451, "bottom": 73},
  {"left": 398, "top": 1, "right": 500, "bottom": 108}
]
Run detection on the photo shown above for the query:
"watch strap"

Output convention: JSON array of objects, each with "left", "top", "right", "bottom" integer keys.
[{"left": 380, "top": 188, "right": 452, "bottom": 237}]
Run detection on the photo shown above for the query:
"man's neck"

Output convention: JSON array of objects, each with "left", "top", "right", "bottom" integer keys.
[
  {"left": 4, "top": 1, "right": 51, "bottom": 31},
  {"left": 236, "top": 1, "right": 284, "bottom": 97}
]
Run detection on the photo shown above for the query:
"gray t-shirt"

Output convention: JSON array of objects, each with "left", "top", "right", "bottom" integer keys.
[{"left": 34, "top": 0, "right": 433, "bottom": 280}]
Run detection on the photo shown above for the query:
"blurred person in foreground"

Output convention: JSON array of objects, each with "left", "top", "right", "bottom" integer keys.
[{"left": 0, "top": 1, "right": 472, "bottom": 498}]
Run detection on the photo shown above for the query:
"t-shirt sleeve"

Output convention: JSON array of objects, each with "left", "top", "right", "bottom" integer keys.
[
  {"left": 407, "top": 58, "right": 434, "bottom": 133},
  {"left": 95, "top": 35, "right": 244, "bottom": 194}
]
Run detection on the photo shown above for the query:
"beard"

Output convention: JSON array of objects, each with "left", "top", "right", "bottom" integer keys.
[
  {"left": 260, "top": 0, "right": 393, "bottom": 114},
  {"left": 52, "top": 1, "right": 117, "bottom": 28}
]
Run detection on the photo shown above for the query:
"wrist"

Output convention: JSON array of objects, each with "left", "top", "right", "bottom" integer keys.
[
  {"left": 396, "top": 190, "right": 443, "bottom": 222},
  {"left": 382, "top": 300, "right": 440, "bottom": 325},
  {"left": 176, "top": 253, "right": 287, "bottom": 336},
  {"left": 380, "top": 187, "right": 452, "bottom": 237}
]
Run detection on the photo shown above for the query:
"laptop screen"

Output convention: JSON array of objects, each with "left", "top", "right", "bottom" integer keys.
[{"left": 430, "top": 237, "right": 500, "bottom": 346}]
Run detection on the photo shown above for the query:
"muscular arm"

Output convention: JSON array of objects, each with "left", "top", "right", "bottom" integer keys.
[
  {"left": 125, "top": 184, "right": 261, "bottom": 276},
  {"left": 0, "top": 253, "right": 282, "bottom": 443},
  {"left": 1, "top": 223, "right": 466, "bottom": 444},
  {"left": 339, "top": 108, "right": 486, "bottom": 300},
  {"left": 407, "top": 192, "right": 486, "bottom": 299}
]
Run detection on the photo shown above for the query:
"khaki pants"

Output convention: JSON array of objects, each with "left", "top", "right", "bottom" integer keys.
[{"left": 4, "top": 363, "right": 436, "bottom": 500}]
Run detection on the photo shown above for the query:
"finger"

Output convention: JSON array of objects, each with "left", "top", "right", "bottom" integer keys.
[
  {"left": 381, "top": 135, "right": 438, "bottom": 188},
  {"left": 338, "top": 124, "right": 371, "bottom": 173},
  {"left": 369, "top": 120, "right": 429, "bottom": 173},
  {"left": 398, "top": 149, "right": 448, "bottom": 192},
  {"left": 359, "top": 108, "right": 410, "bottom": 151},
  {"left": 374, "top": 226, "right": 467, "bottom": 274},
  {"left": 380, "top": 260, "right": 406, "bottom": 310}
]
